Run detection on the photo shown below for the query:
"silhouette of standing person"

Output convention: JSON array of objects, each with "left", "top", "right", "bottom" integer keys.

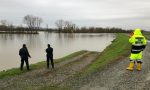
[
  {"left": 19, "top": 44, "right": 31, "bottom": 70},
  {"left": 46, "top": 44, "right": 54, "bottom": 68}
]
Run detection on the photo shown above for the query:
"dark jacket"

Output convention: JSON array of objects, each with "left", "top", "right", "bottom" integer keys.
[
  {"left": 46, "top": 47, "right": 53, "bottom": 57},
  {"left": 19, "top": 47, "right": 31, "bottom": 59}
]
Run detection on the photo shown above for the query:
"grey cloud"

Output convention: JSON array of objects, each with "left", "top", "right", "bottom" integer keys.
[{"left": 0, "top": 0, "right": 150, "bottom": 30}]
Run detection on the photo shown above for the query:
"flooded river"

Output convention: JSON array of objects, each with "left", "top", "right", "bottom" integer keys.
[{"left": 0, "top": 32, "right": 115, "bottom": 71}]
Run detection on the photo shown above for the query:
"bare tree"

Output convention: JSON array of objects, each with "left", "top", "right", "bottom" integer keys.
[
  {"left": 35, "top": 17, "right": 42, "bottom": 30},
  {"left": 24, "top": 15, "right": 33, "bottom": 30},
  {"left": 24, "top": 15, "right": 42, "bottom": 32},
  {"left": 55, "top": 19, "right": 64, "bottom": 32},
  {"left": 64, "top": 21, "right": 76, "bottom": 33}
]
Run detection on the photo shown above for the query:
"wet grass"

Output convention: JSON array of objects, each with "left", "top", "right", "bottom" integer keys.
[
  {"left": 84, "top": 33, "right": 130, "bottom": 75},
  {"left": 0, "top": 50, "right": 87, "bottom": 79}
]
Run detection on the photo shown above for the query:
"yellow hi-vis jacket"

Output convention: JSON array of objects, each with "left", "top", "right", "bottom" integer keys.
[
  {"left": 129, "top": 29, "right": 147, "bottom": 60},
  {"left": 129, "top": 29, "right": 147, "bottom": 54}
]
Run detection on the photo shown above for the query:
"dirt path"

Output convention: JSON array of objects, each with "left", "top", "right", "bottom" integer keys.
[
  {"left": 0, "top": 51, "right": 100, "bottom": 90},
  {"left": 79, "top": 42, "right": 150, "bottom": 90}
]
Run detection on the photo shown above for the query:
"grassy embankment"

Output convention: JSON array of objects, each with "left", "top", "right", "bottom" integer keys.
[
  {"left": 84, "top": 33, "right": 130, "bottom": 75},
  {"left": 59, "top": 33, "right": 131, "bottom": 90},
  {"left": 0, "top": 50, "right": 87, "bottom": 79}
]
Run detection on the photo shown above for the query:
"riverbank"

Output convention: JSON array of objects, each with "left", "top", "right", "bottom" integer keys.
[
  {"left": 0, "top": 33, "right": 130, "bottom": 90},
  {"left": 0, "top": 50, "right": 87, "bottom": 79}
]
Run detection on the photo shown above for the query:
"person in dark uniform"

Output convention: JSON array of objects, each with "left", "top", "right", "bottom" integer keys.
[
  {"left": 46, "top": 44, "right": 54, "bottom": 68},
  {"left": 19, "top": 44, "right": 31, "bottom": 70}
]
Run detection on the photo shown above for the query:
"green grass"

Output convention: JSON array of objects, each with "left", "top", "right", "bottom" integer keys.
[
  {"left": 143, "top": 32, "right": 150, "bottom": 40},
  {"left": 84, "top": 33, "right": 130, "bottom": 75},
  {"left": 0, "top": 50, "right": 87, "bottom": 79}
]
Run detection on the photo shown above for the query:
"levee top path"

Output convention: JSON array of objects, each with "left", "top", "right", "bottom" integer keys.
[{"left": 80, "top": 41, "right": 150, "bottom": 90}]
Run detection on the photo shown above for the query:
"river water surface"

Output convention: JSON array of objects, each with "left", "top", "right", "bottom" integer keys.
[{"left": 0, "top": 32, "right": 115, "bottom": 71}]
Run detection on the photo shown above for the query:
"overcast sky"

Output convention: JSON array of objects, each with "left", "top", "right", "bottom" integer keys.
[{"left": 0, "top": 0, "right": 150, "bottom": 30}]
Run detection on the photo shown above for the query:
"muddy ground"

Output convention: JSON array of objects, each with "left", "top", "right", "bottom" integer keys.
[{"left": 79, "top": 42, "right": 150, "bottom": 90}]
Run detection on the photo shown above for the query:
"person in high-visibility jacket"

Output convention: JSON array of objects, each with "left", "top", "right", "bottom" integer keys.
[{"left": 126, "top": 28, "right": 147, "bottom": 71}]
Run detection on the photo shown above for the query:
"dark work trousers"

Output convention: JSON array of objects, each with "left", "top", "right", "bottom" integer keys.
[
  {"left": 47, "top": 56, "right": 54, "bottom": 68},
  {"left": 20, "top": 58, "right": 30, "bottom": 70}
]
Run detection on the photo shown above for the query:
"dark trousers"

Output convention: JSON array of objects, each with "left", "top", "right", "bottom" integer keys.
[
  {"left": 47, "top": 56, "right": 54, "bottom": 68},
  {"left": 20, "top": 58, "right": 30, "bottom": 70}
]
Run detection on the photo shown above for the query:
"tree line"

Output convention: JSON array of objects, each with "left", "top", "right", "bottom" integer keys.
[
  {"left": 55, "top": 19, "right": 133, "bottom": 33},
  {"left": 0, "top": 15, "right": 139, "bottom": 33},
  {"left": 0, "top": 15, "right": 43, "bottom": 34}
]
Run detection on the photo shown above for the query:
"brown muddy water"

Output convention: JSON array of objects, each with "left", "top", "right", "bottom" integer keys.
[{"left": 0, "top": 32, "right": 115, "bottom": 71}]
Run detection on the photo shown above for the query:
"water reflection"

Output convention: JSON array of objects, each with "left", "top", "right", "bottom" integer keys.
[{"left": 0, "top": 32, "right": 115, "bottom": 71}]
